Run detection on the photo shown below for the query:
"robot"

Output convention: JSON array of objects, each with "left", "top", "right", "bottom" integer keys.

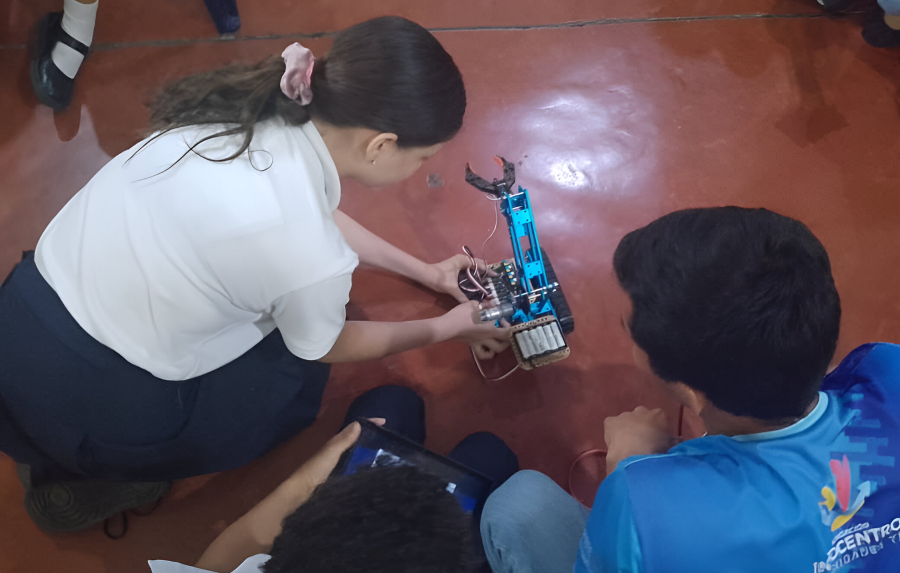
[{"left": 460, "top": 157, "right": 574, "bottom": 370}]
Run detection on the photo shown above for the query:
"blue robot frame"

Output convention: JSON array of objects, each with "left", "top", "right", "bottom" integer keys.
[
  {"left": 499, "top": 188, "right": 558, "bottom": 326},
  {"left": 464, "top": 157, "right": 574, "bottom": 369}
]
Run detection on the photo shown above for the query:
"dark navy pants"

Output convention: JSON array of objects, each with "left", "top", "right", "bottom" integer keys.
[
  {"left": 0, "top": 252, "right": 330, "bottom": 483},
  {"left": 342, "top": 385, "right": 520, "bottom": 487}
]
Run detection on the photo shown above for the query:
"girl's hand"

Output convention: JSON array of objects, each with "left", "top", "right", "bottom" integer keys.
[
  {"left": 470, "top": 340, "right": 509, "bottom": 360},
  {"left": 442, "top": 301, "right": 511, "bottom": 358},
  {"left": 425, "top": 255, "right": 492, "bottom": 304}
]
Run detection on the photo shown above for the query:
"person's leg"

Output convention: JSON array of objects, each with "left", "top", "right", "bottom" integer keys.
[
  {"left": 0, "top": 252, "right": 175, "bottom": 533},
  {"left": 880, "top": 0, "right": 900, "bottom": 15},
  {"left": 0, "top": 252, "right": 332, "bottom": 531},
  {"left": 31, "top": 0, "right": 98, "bottom": 110},
  {"left": 480, "top": 470, "right": 589, "bottom": 573},
  {"left": 202, "top": 0, "right": 241, "bottom": 35},
  {"left": 51, "top": 0, "right": 98, "bottom": 78},
  {"left": 880, "top": 0, "right": 900, "bottom": 31},
  {"left": 447, "top": 432, "right": 519, "bottom": 487},
  {"left": 2, "top": 252, "right": 332, "bottom": 481},
  {"left": 447, "top": 432, "right": 520, "bottom": 568},
  {"left": 864, "top": 0, "right": 900, "bottom": 47},
  {"left": 342, "top": 385, "right": 426, "bottom": 444}
]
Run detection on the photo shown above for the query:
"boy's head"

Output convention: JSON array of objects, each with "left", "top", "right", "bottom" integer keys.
[
  {"left": 613, "top": 207, "right": 841, "bottom": 421},
  {"left": 263, "top": 465, "right": 477, "bottom": 573}
]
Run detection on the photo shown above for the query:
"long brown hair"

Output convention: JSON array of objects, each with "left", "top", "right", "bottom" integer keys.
[{"left": 143, "top": 17, "right": 466, "bottom": 167}]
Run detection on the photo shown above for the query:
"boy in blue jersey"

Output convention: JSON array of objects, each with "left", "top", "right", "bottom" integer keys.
[{"left": 480, "top": 207, "right": 900, "bottom": 573}]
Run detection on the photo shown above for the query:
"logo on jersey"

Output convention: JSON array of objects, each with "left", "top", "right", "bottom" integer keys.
[{"left": 819, "top": 455, "right": 873, "bottom": 532}]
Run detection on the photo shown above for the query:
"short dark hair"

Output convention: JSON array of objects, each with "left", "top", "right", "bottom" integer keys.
[
  {"left": 262, "top": 466, "right": 477, "bottom": 573},
  {"left": 613, "top": 207, "right": 841, "bottom": 420}
]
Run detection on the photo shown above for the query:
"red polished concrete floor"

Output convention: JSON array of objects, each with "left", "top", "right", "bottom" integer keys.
[{"left": 2, "top": 0, "right": 900, "bottom": 571}]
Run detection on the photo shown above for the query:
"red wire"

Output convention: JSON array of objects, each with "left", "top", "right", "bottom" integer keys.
[
  {"left": 479, "top": 201, "right": 500, "bottom": 276},
  {"left": 471, "top": 347, "right": 519, "bottom": 381},
  {"left": 466, "top": 267, "right": 491, "bottom": 297}
]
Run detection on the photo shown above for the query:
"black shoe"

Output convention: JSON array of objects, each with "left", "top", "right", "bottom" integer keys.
[
  {"left": 17, "top": 463, "right": 171, "bottom": 534},
  {"left": 863, "top": 10, "right": 900, "bottom": 48},
  {"left": 29, "top": 12, "right": 89, "bottom": 111}
]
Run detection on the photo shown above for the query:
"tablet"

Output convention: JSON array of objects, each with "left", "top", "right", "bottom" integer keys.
[{"left": 332, "top": 419, "right": 494, "bottom": 514}]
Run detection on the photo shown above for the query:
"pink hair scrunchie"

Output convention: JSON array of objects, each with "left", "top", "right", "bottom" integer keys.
[{"left": 281, "top": 43, "right": 315, "bottom": 105}]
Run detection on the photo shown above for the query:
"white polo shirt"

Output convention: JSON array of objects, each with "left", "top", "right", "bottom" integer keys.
[
  {"left": 149, "top": 555, "right": 269, "bottom": 573},
  {"left": 35, "top": 119, "right": 358, "bottom": 381}
]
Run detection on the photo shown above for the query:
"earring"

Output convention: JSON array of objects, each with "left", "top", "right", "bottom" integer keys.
[{"left": 372, "top": 160, "right": 377, "bottom": 165}]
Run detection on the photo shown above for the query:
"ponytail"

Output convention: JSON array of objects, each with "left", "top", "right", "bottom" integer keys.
[
  {"left": 146, "top": 57, "right": 306, "bottom": 165},
  {"left": 145, "top": 16, "right": 465, "bottom": 166}
]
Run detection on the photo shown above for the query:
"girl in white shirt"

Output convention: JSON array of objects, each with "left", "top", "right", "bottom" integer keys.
[{"left": 0, "top": 16, "right": 507, "bottom": 533}]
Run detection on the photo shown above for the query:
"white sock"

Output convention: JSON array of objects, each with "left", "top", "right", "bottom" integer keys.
[{"left": 50, "top": 0, "right": 98, "bottom": 79}]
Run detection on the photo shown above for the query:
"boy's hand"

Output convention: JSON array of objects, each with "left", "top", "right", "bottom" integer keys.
[
  {"left": 288, "top": 418, "right": 385, "bottom": 501},
  {"left": 295, "top": 422, "right": 361, "bottom": 491},
  {"left": 604, "top": 407, "right": 679, "bottom": 474}
]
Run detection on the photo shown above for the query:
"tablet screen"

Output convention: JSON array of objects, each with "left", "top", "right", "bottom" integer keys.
[{"left": 334, "top": 421, "right": 493, "bottom": 514}]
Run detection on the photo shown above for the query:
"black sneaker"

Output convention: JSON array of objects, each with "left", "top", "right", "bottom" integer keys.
[
  {"left": 863, "top": 10, "right": 900, "bottom": 48},
  {"left": 29, "top": 12, "right": 89, "bottom": 111},
  {"left": 17, "top": 464, "right": 171, "bottom": 534}
]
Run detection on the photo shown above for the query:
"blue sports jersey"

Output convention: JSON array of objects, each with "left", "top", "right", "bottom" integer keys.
[{"left": 574, "top": 343, "right": 900, "bottom": 573}]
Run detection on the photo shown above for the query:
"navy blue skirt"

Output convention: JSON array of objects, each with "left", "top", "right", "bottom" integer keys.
[{"left": 0, "top": 252, "right": 329, "bottom": 482}]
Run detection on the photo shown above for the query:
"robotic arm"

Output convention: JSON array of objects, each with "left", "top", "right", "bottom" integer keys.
[{"left": 461, "top": 157, "right": 574, "bottom": 370}]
